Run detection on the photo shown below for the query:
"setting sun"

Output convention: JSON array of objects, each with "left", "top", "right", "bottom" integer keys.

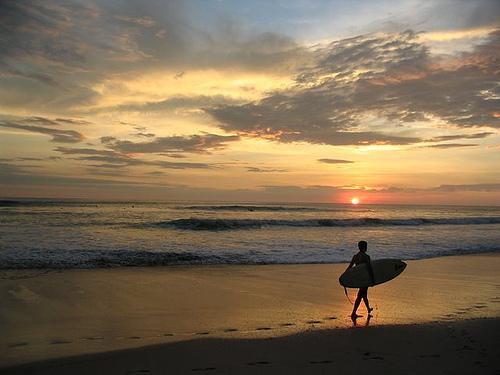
[{"left": 351, "top": 197, "right": 360, "bottom": 205}]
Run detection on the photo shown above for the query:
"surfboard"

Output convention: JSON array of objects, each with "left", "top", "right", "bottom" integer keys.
[{"left": 339, "top": 259, "right": 407, "bottom": 288}]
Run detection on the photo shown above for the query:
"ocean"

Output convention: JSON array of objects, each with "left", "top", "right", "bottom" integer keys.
[{"left": 1, "top": 200, "right": 499, "bottom": 269}]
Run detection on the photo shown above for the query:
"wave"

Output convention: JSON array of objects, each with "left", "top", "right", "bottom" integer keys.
[
  {"left": 177, "top": 205, "right": 341, "bottom": 212},
  {"left": 1, "top": 246, "right": 499, "bottom": 270},
  {"left": 0, "top": 250, "right": 226, "bottom": 270},
  {"left": 153, "top": 216, "right": 500, "bottom": 230}
]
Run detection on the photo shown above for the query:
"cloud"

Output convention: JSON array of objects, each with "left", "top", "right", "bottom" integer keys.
[
  {"left": 16, "top": 116, "right": 91, "bottom": 126},
  {"left": 433, "top": 183, "right": 500, "bottom": 192},
  {"left": 0, "top": 1, "right": 310, "bottom": 113},
  {"left": 54, "top": 147, "right": 211, "bottom": 170},
  {"left": 259, "top": 182, "right": 500, "bottom": 196},
  {"left": 426, "top": 132, "right": 494, "bottom": 142},
  {"left": 0, "top": 163, "right": 165, "bottom": 187},
  {"left": 114, "top": 15, "right": 156, "bottom": 28},
  {"left": 54, "top": 147, "right": 123, "bottom": 157},
  {"left": 423, "top": 143, "right": 478, "bottom": 149},
  {"left": 100, "top": 95, "right": 244, "bottom": 113},
  {"left": 0, "top": 60, "right": 61, "bottom": 87},
  {"left": 208, "top": 29, "right": 500, "bottom": 146},
  {"left": 246, "top": 167, "right": 288, "bottom": 173},
  {"left": 134, "top": 132, "right": 156, "bottom": 138},
  {"left": 0, "top": 156, "right": 61, "bottom": 162},
  {"left": 318, "top": 158, "right": 354, "bottom": 164},
  {"left": 145, "top": 171, "right": 166, "bottom": 176},
  {"left": 101, "top": 133, "right": 240, "bottom": 154},
  {"left": 0, "top": 121, "right": 84, "bottom": 143}
]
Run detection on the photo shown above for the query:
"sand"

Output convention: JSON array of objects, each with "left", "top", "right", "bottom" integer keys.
[{"left": 1, "top": 254, "right": 499, "bottom": 374}]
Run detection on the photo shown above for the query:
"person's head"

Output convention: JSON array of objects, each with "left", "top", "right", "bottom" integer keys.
[{"left": 358, "top": 240, "right": 367, "bottom": 252}]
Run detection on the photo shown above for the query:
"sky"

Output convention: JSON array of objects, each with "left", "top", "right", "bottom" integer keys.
[{"left": 0, "top": 0, "right": 499, "bottom": 205}]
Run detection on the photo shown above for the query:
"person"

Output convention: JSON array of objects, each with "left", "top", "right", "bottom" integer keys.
[{"left": 345, "top": 240, "right": 375, "bottom": 319}]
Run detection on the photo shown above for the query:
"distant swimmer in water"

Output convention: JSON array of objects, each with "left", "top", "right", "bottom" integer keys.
[{"left": 345, "top": 240, "right": 375, "bottom": 319}]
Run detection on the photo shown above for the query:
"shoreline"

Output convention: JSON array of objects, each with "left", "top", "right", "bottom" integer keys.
[
  {"left": 1, "top": 254, "right": 499, "bottom": 371},
  {"left": 1, "top": 250, "right": 499, "bottom": 272}
]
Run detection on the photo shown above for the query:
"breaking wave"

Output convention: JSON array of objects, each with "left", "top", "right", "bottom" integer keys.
[
  {"left": 153, "top": 217, "right": 500, "bottom": 230},
  {"left": 1, "top": 246, "right": 499, "bottom": 270}
]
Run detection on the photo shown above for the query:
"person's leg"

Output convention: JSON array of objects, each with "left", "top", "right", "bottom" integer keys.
[
  {"left": 361, "top": 287, "right": 373, "bottom": 314},
  {"left": 351, "top": 289, "right": 363, "bottom": 317}
]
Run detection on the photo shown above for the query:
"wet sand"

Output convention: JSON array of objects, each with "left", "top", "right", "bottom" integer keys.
[{"left": 1, "top": 254, "right": 499, "bottom": 373}]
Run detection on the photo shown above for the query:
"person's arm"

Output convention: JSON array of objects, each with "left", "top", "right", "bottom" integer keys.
[{"left": 345, "top": 256, "right": 355, "bottom": 272}]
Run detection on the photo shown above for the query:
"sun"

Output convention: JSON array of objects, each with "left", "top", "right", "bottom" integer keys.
[{"left": 351, "top": 197, "right": 360, "bottom": 205}]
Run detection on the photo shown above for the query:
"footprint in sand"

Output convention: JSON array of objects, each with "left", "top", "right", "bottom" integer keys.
[
  {"left": 162, "top": 333, "right": 174, "bottom": 337},
  {"left": 191, "top": 367, "right": 216, "bottom": 372},
  {"left": 418, "top": 354, "right": 441, "bottom": 358},
  {"left": 279, "top": 322, "right": 295, "bottom": 327},
  {"left": 247, "top": 361, "right": 271, "bottom": 366},
  {"left": 323, "top": 316, "right": 337, "bottom": 320},
  {"left": 8, "top": 342, "right": 29, "bottom": 348},
  {"left": 81, "top": 336, "right": 104, "bottom": 341},
  {"left": 363, "top": 353, "right": 384, "bottom": 360},
  {"left": 224, "top": 328, "right": 238, "bottom": 333},
  {"left": 195, "top": 332, "right": 210, "bottom": 336},
  {"left": 306, "top": 320, "right": 322, "bottom": 324},
  {"left": 50, "top": 340, "right": 71, "bottom": 345},
  {"left": 127, "top": 336, "right": 142, "bottom": 340},
  {"left": 473, "top": 303, "right": 487, "bottom": 309},
  {"left": 256, "top": 327, "right": 272, "bottom": 331}
]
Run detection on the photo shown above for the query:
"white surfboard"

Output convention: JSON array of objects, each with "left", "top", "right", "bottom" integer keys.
[{"left": 339, "top": 259, "right": 407, "bottom": 288}]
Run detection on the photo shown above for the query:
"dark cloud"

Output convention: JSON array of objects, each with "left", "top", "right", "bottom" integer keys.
[
  {"left": 101, "top": 133, "right": 240, "bottom": 154},
  {"left": 318, "top": 158, "right": 354, "bottom": 164},
  {"left": 160, "top": 153, "right": 187, "bottom": 159},
  {"left": 101, "top": 95, "right": 243, "bottom": 113},
  {"left": 134, "top": 132, "right": 156, "bottom": 138},
  {"left": 0, "top": 1, "right": 308, "bottom": 113},
  {"left": 55, "top": 147, "right": 211, "bottom": 170},
  {"left": 209, "top": 29, "right": 500, "bottom": 146},
  {"left": 433, "top": 183, "right": 500, "bottom": 192},
  {"left": 0, "top": 121, "right": 84, "bottom": 143},
  {"left": 54, "top": 147, "right": 123, "bottom": 157},
  {"left": 18, "top": 116, "right": 91, "bottom": 126},
  {"left": 426, "top": 132, "right": 494, "bottom": 142},
  {"left": 1, "top": 155, "right": 63, "bottom": 162},
  {"left": 0, "top": 163, "right": 164, "bottom": 187},
  {"left": 54, "top": 118, "right": 91, "bottom": 126},
  {"left": 100, "top": 136, "right": 117, "bottom": 144},
  {"left": 86, "top": 168, "right": 131, "bottom": 177},
  {"left": 246, "top": 167, "right": 288, "bottom": 173},
  {"left": 423, "top": 143, "right": 478, "bottom": 149},
  {"left": 0, "top": 60, "right": 61, "bottom": 87},
  {"left": 0, "top": 162, "right": 28, "bottom": 175},
  {"left": 114, "top": 15, "right": 156, "bottom": 28}
]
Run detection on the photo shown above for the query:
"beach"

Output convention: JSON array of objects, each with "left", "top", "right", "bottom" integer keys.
[{"left": 1, "top": 254, "right": 499, "bottom": 374}]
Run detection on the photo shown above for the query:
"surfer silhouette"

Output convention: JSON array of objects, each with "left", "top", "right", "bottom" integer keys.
[{"left": 345, "top": 240, "right": 375, "bottom": 319}]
